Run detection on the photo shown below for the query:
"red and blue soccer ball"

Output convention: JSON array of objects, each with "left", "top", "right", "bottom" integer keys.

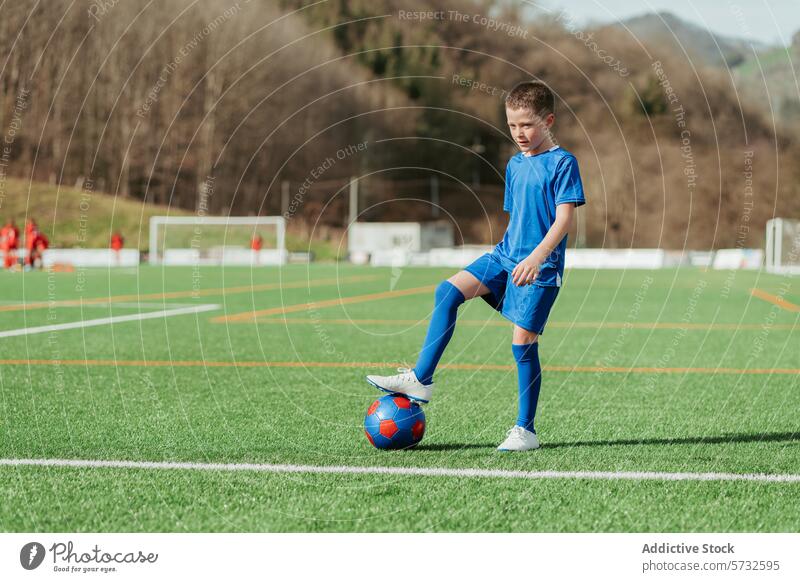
[{"left": 364, "top": 394, "right": 426, "bottom": 450}]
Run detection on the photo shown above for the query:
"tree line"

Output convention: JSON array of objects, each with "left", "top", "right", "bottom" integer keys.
[{"left": 1, "top": 0, "right": 797, "bottom": 250}]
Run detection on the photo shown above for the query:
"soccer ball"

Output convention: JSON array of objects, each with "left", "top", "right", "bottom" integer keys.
[{"left": 364, "top": 394, "right": 426, "bottom": 450}]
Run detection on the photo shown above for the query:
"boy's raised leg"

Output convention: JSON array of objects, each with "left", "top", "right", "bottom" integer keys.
[
  {"left": 413, "top": 270, "right": 490, "bottom": 383},
  {"left": 366, "top": 270, "right": 488, "bottom": 402}
]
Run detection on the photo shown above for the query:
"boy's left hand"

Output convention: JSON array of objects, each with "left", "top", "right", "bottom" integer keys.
[{"left": 512, "top": 255, "right": 541, "bottom": 286}]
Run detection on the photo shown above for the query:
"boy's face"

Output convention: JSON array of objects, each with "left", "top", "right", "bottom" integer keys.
[{"left": 506, "top": 107, "right": 555, "bottom": 154}]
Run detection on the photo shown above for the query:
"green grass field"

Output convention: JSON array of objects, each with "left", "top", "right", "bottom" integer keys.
[{"left": 0, "top": 264, "right": 798, "bottom": 532}]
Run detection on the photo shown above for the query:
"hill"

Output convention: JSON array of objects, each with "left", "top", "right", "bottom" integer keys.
[
  {"left": 615, "top": 11, "right": 768, "bottom": 67},
  {"left": 283, "top": 0, "right": 799, "bottom": 249},
  {"left": 0, "top": 178, "right": 185, "bottom": 250},
  {"left": 613, "top": 12, "right": 800, "bottom": 129},
  {"left": 732, "top": 40, "right": 800, "bottom": 129},
  {"left": 0, "top": 178, "right": 342, "bottom": 259},
  {"left": 0, "top": 0, "right": 415, "bottom": 221},
  {"left": 2, "top": 0, "right": 799, "bottom": 250}
]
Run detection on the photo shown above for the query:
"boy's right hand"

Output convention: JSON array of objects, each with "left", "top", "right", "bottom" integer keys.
[{"left": 511, "top": 254, "right": 542, "bottom": 286}]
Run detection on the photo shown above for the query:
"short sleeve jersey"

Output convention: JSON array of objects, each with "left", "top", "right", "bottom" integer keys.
[{"left": 493, "top": 146, "right": 586, "bottom": 287}]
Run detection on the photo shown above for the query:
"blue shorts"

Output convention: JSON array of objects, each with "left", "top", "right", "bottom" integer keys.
[{"left": 464, "top": 252, "right": 559, "bottom": 334}]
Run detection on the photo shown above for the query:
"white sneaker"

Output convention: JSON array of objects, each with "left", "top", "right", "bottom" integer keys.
[
  {"left": 366, "top": 367, "right": 432, "bottom": 403},
  {"left": 497, "top": 426, "right": 540, "bottom": 451}
]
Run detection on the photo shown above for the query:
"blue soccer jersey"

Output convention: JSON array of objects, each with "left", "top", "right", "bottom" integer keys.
[{"left": 493, "top": 146, "right": 586, "bottom": 287}]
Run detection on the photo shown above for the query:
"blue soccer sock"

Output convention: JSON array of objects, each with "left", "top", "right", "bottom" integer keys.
[
  {"left": 512, "top": 342, "right": 542, "bottom": 433},
  {"left": 412, "top": 281, "right": 465, "bottom": 385}
]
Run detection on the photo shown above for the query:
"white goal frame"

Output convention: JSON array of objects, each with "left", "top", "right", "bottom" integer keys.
[
  {"left": 765, "top": 218, "right": 800, "bottom": 275},
  {"left": 149, "top": 215, "right": 287, "bottom": 266}
]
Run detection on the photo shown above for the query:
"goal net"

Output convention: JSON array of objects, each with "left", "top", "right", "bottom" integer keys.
[
  {"left": 149, "top": 216, "right": 287, "bottom": 266},
  {"left": 765, "top": 218, "right": 800, "bottom": 274}
]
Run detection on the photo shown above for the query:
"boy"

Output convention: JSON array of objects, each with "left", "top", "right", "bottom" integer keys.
[{"left": 366, "top": 81, "right": 586, "bottom": 451}]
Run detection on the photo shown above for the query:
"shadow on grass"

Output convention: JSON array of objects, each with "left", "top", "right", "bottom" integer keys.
[
  {"left": 545, "top": 431, "right": 800, "bottom": 449},
  {"left": 413, "top": 443, "right": 497, "bottom": 451},
  {"left": 410, "top": 432, "right": 799, "bottom": 452}
]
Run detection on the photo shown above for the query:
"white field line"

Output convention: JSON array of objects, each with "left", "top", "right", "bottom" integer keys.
[
  {"left": 0, "top": 301, "right": 201, "bottom": 309},
  {"left": 1, "top": 458, "right": 798, "bottom": 484},
  {"left": 106, "top": 302, "right": 203, "bottom": 309},
  {"left": 0, "top": 304, "right": 220, "bottom": 338}
]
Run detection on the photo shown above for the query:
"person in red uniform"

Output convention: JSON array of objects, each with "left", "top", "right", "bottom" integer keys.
[
  {"left": 25, "top": 219, "right": 36, "bottom": 241},
  {"left": 250, "top": 233, "right": 263, "bottom": 265},
  {"left": 27, "top": 227, "right": 48, "bottom": 269},
  {"left": 24, "top": 219, "right": 37, "bottom": 267},
  {"left": 110, "top": 232, "right": 124, "bottom": 250},
  {"left": 35, "top": 231, "right": 49, "bottom": 252},
  {"left": 31, "top": 229, "right": 50, "bottom": 272},
  {"left": 1, "top": 220, "right": 19, "bottom": 269},
  {"left": 110, "top": 231, "right": 124, "bottom": 265}
]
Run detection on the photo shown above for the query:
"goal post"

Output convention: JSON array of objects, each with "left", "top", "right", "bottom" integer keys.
[
  {"left": 765, "top": 218, "right": 800, "bottom": 274},
  {"left": 149, "top": 216, "right": 287, "bottom": 266}
]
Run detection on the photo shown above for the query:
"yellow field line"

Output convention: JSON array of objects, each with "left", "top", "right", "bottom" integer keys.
[
  {"left": 750, "top": 288, "right": 800, "bottom": 313},
  {"left": 212, "top": 285, "right": 437, "bottom": 323},
  {"left": 1, "top": 358, "right": 798, "bottom": 375},
  {"left": 240, "top": 317, "right": 799, "bottom": 331},
  {"left": 0, "top": 275, "right": 382, "bottom": 313}
]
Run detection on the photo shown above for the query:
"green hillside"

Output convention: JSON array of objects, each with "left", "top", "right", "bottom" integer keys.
[
  {"left": 0, "top": 178, "right": 187, "bottom": 251},
  {"left": 733, "top": 44, "right": 800, "bottom": 128},
  {"left": 0, "top": 178, "right": 342, "bottom": 259}
]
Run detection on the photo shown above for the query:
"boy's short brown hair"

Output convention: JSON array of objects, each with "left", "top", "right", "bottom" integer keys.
[{"left": 505, "top": 81, "right": 555, "bottom": 116}]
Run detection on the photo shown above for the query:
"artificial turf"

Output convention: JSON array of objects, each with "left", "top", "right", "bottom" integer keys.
[{"left": 0, "top": 264, "right": 798, "bottom": 531}]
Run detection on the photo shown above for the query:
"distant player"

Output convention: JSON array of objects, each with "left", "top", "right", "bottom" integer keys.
[
  {"left": 24, "top": 219, "right": 37, "bottom": 267},
  {"left": 1, "top": 219, "right": 19, "bottom": 269},
  {"left": 111, "top": 231, "right": 124, "bottom": 265},
  {"left": 27, "top": 227, "right": 48, "bottom": 269},
  {"left": 251, "top": 233, "right": 263, "bottom": 265},
  {"left": 366, "top": 81, "right": 586, "bottom": 451},
  {"left": 24, "top": 219, "right": 36, "bottom": 241}
]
